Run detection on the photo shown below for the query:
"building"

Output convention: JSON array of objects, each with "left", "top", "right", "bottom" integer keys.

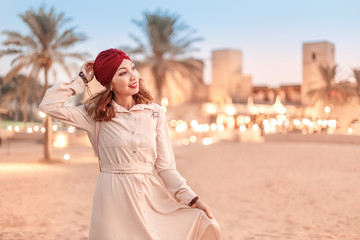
[
  {"left": 252, "top": 85, "right": 301, "bottom": 105},
  {"left": 210, "top": 49, "right": 252, "bottom": 104},
  {"left": 302, "top": 41, "right": 335, "bottom": 105}
]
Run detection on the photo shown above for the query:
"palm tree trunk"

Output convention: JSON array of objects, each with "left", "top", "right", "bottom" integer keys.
[
  {"left": 14, "top": 98, "right": 19, "bottom": 121},
  {"left": 22, "top": 90, "right": 29, "bottom": 126},
  {"left": 357, "top": 81, "right": 360, "bottom": 104},
  {"left": 152, "top": 64, "right": 166, "bottom": 101},
  {"left": 30, "top": 102, "right": 35, "bottom": 122},
  {"left": 43, "top": 68, "right": 52, "bottom": 161},
  {"left": 44, "top": 116, "right": 52, "bottom": 160}
]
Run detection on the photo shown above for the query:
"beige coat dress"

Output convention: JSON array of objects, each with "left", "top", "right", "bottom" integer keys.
[{"left": 39, "top": 76, "right": 221, "bottom": 240}]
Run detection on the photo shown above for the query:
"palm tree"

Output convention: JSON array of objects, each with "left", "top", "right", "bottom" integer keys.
[
  {"left": 353, "top": 68, "right": 360, "bottom": 97},
  {"left": 308, "top": 64, "right": 336, "bottom": 106},
  {"left": 27, "top": 77, "right": 44, "bottom": 122},
  {"left": 0, "top": 6, "right": 88, "bottom": 161},
  {"left": 0, "top": 76, "right": 21, "bottom": 120},
  {"left": 122, "top": 10, "right": 204, "bottom": 102},
  {"left": 308, "top": 65, "right": 355, "bottom": 107},
  {"left": 1, "top": 74, "right": 27, "bottom": 121},
  {"left": 1, "top": 74, "right": 44, "bottom": 124}
]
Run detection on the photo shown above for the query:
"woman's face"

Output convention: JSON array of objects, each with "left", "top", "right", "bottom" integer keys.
[{"left": 110, "top": 59, "right": 139, "bottom": 97}]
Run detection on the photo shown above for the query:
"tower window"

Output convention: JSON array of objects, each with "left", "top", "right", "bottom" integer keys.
[{"left": 312, "top": 52, "right": 316, "bottom": 61}]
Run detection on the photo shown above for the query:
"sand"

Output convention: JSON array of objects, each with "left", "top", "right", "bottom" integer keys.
[{"left": 1, "top": 139, "right": 360, "bottom": 240}]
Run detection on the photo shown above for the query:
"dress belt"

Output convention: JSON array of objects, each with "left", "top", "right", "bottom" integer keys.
[{"left": 100, "top": 162, "right": 153, "bottom": 174}]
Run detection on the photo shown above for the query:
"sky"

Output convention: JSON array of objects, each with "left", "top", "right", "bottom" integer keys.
[{"left": 1, "top": 0, "right": 360, "bottom": 87}]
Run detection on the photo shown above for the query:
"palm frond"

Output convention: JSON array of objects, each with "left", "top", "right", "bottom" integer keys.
[
  {"left": 2, "top": 59, "right": 28, "bottom": 83},
  {"left": 0, "top": 48, "right": 24, "bottom": 57},
  {"left": 126, "top": 10, "right": 203, "bottom": 100},
  {"left": 54, "top": 27, "right": 87, "bottom": 49},
  {"left": 353, "top": 68, "right": 360, "bottom": 83}
]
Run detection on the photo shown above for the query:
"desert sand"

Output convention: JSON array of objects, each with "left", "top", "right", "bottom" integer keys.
[{"left": 0, "top": 138, "right": 360, "bottom": 240}]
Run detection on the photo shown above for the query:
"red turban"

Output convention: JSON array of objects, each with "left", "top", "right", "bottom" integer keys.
[{"left": 93, "top": 48, "right": 132, "bottom": 86}]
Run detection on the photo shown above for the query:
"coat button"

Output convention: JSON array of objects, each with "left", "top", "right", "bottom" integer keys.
[
  {"left": 128, "top": 113, "right": 132, "bottom": 117},
  {"left": 133, "top": 150, "right": 136, "bottom": 153},
  {"left": 131, "top": 131, "right": 135, "bottom": 135}
]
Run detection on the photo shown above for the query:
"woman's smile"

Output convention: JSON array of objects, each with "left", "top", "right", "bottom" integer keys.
[{"left": 129, "top": 82, "right": 138, "bottom": 88}]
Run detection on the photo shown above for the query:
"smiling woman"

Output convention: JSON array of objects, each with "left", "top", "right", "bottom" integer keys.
[
  {"left": 84, "top": 49, "right": 153, "bottom": 122},
  {"left": 39, "top": 48, "right": 221, "bottom": 239}
]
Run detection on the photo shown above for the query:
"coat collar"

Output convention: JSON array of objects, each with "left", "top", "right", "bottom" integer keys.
[{"left": 112, "top": 100, "right": 154, "bottom": 113}]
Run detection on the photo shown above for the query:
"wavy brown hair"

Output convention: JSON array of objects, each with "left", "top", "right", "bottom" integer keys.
[{"left": 85, "top": 78, "right": 154, "bottom": 121}]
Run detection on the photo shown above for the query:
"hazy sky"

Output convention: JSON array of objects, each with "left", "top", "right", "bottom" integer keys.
[{"left": 1, "top": 0, "right": 360, "bottom": 86}]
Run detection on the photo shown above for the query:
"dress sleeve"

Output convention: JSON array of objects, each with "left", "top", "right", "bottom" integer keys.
[
  {"left": 39, "top": 75, "right": 94, "bottom": 133},
  {"left": 154, "top": 105, "right": 197, "bottom": 205}
]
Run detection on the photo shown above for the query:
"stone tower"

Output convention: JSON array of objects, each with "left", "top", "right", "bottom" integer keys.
[
  {"left": 302, "top": 41, "right": 335, "bottom": 105},
  {"left": 210, "top": 49, "right": 252, "bottom": 103}
]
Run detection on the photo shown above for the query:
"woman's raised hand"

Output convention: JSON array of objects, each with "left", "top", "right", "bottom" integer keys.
[{"left": 80, "top": 61, "right": 95, "bottom": 82}]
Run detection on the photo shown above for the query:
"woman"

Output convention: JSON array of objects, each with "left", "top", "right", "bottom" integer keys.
[{"left": 39, "top": 48, "right": 221, "bottom": 239}]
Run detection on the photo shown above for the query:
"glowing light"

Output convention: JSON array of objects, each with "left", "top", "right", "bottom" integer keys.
[
  {"left": 328, "top": 120, "right": 337, "bottom": 128},
  {"left": 277, "top": 115, "right": 287, "bottom": 121},
  {"left": 202, "top": 138, "right": 212, "bottom": 145},
  {"left": 302, "top": 118, "right": 310, "bottom": 126},
  {"left": 322, "top": 120, "right": 328, "bottom": 127},
  {"left": 259, "top": 107, "right": 265, "bottom": 114},
  {"left": 33, "top": 126, "right": 39, "bottom": 132},
  {"left": 67, "top": 126, "right": 75, "bottom": 133},
  {"left": 264, "top": 125, "right": 271, "bottom": 133},
  {"left": 225, "top": 105, "right": 236, "bottom": 116},
  {"left": 216, "top": 114, "right": 226, "bottom": 125},
  {"left": 270, "top": 118, "right": 277, "bottom": 126},
  {"left": 244, "top": 116, "right": 251, "bottom": 124},
  {"left": 175, "top": 121, "right": 187, "bottom": 133},
  {"left": 203, "top": 124, "right": 210, "bottom": 132},
  {"left": 239, "top": 125, "right": 246, "bottom": 133},
  {"left": 7, "top": 126, "right": 12, "bottom": 131},
  {"left": 39, "top": 111, "right": 46, "bottom": 118},
  {"left": 161, "top": 97, "right": 168, "bottom": 107},
  {"left": 190, "top": 120, "right": 198, "bottom": 128},
  {"left": 293, "top": 119, "right": 301, "bottom": 126},
  {"left": 348, "top": 128, "right": 354, "bottom": 134},
  {"left": 161, "top": 106, "right": 167, "bottom": 113},
  {"left": 205, "top": 104, "right": 217, "bottom": 114},
  {"left": 227, "top": 116, "right": 235, "bottom": 130},
  {"left": 252, "top": 124, "right": 259, "bottom": 131},
  {"left": 189, "top": 136, "right": 197, "bottom": 143},
  {"left": 218, "top": 124, "right": 225, "bottom": 132},
  {"left": 327, "top": 128, "right": 334, "bottom": 134},
  {"left": 52, "top": 125, "right": 58, "bottom": 131},
  {"left": 324, "top": 106, "right": 331, "bottom": 114},
  {"left": 284, "top": 119, "right": 289, "bottom": 127},
  {"left": 236, "top": 116, "right": 245, "bottom": 125},
  {"left": 27, "top": 127, "right": 33, "bottom": 133},
  {"left": 64, "top": 154, "right": 70, "bottom": 160},
  {"left": 41, "top": 127, "right": 46, "bottom": 133},
  {"left": 53, "top": 133, "right": 68, "bottom": 148},
  {"left": 193, "top": 125, "right": 202, "bottom": 132},
  {"left": 170, "top": 120, "right": 177, "bottom": 127},
  {"left": 210, "top": 123, "right": 217, "bottom": 131},
  {"left": 182, "top": 138, "right": 190, "bottom": 145},
  {"left": 14, "top": 126, "right": 20, "bottom": 132}
]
